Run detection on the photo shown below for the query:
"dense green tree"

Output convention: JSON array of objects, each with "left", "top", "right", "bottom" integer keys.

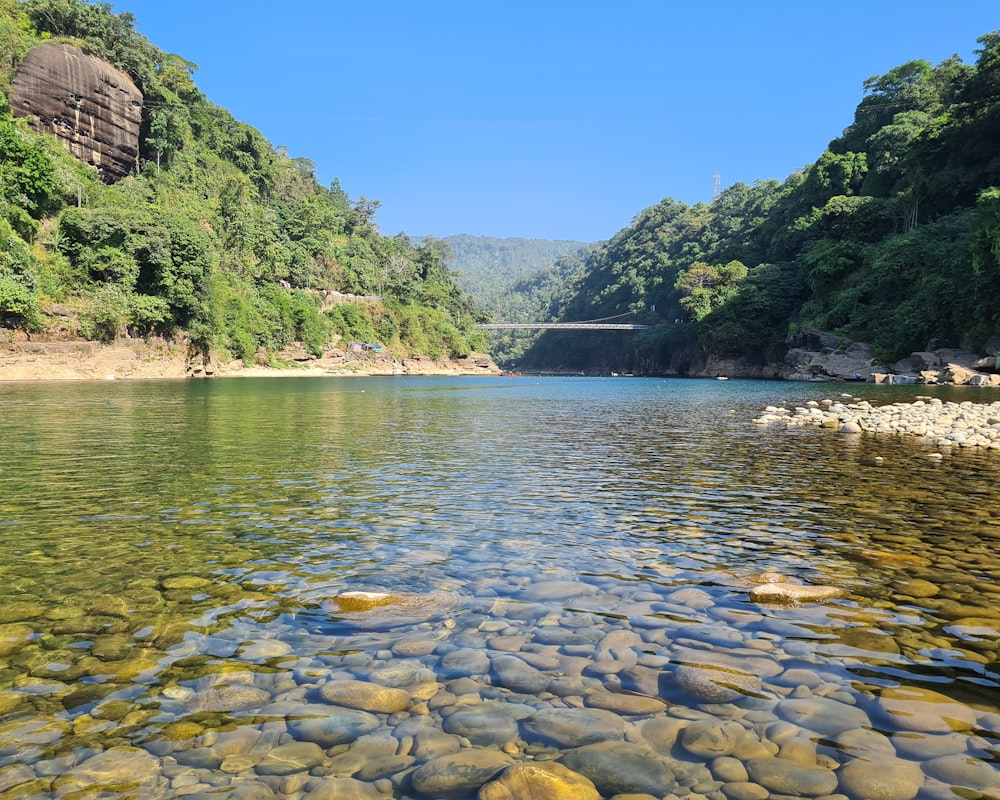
[{"left": 0, "top": 0, "right": 486, "bottom": 365}]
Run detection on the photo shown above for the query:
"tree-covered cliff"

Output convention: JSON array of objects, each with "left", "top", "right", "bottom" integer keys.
[
  {"left": 0, "top": 0, "right": 488, "bottom": 364},
  {"left": 522, "top": 32, "right": 1000, "bottom": 374}
]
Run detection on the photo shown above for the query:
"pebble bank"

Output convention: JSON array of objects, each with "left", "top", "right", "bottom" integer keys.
[{"left": 753, "top": 396, "right": 1000, "bottom": 451}]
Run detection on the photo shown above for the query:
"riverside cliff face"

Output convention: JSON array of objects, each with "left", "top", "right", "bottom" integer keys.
[{"left": 11, "top": 43, "right": 143, "bottom": 182}]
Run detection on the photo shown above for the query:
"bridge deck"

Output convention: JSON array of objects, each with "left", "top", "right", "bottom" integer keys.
[{"left": 478, "top": 323, "right": 649, "bottom": 330}]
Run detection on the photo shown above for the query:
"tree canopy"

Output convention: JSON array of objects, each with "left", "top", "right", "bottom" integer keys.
[
  {"left": 0, "top": 0, "right": 487, "bottom": 363},
  {"left": 514, "top": 31, "right": 1000, "bottom": 372}
]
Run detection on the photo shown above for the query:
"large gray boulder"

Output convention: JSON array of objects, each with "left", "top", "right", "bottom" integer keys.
[{"left": 12, "top": 43, "right": 143, "bottom": 182}]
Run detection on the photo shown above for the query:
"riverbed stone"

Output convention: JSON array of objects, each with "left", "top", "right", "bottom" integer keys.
[
  {"left": 640, "top": 716, "right": 688, "bottom": 753},
  {"left": 214, "top": 781, "right": 278, "bottom": 800},
  {"left": 0, "top": 623, "right": 34, "bottom": 657},
  {"left": 440, "top": 648, "right": 491, "bottom": 678},
  {"left": 558, "top": 741, "right": 676, "bottom": 797},
  {"left": 921, "top": 753, "right": 1000, "bottom": 790},
  {"left": 680, "top": 719, "right": 749, "bottom": 758},
  {"left": 720, "top": 781, "right": 769, "bottom": 800},
  {"left": 192, "top": 682, "right": 271, "bottom": 713},
  {"left": 674, "top": 664, "right": 763, "bottom": 702},
  {"left": 392, "top": 634, "right": 439, "bottom": 657},
  {"left": 711, "top": 756, "right": 749, "bottom": 783},
  {"left": 286, "top": 706, "right": 380, "bottom": 747},
  {"left": 409, "top": 750, "right": 513, "bottom": 799},
  {"left": 745, "top": 757, "right": 838, "bottom": 797},
  {"left": 874, "top": 686, "right": 977, "bottom": 733},
  {"left": 776, "top": 696, "right": 871, "bottom": 736},
  {"left": 837, "top": 756, "right": 924, "bottom": 800},
  {"left": 302, "top": 777, "right": 381, "bottom": 800},
  {"left": 491, "top": 654, "right": 549, "bottom": 693},
  {"left": 255, "top": 741, "right": 326, "bottom": 775},
  {"left": 442, "top": 703, "right": 522, "bottom": 747},
  {"left": 0, "top": 601, "right": 47, "bottom": 623},
  {"left": 320, "top": 678, "right": 410, "bottom": 713},
  {"left": 584, "top": 690, "right": 666, "bottom": 715},
  {"left": 522, "top": 707, "right": 625, "bottom": 748},
  {"left": 520, "top": 580, "right": 599, "bottom": 601},
  {"left": 666, "top": 587, "right": 715, "bottom": 609},
  {"left": 892, "top": 578, "right": 940, "bottom": 598},
  {"left": 749, "top": 582, "right": 845, "bottom": 604},
  {"left": 412, "top": 729, "right": 463, "bottom": 760},
  {"left": 478, "top": 761, "right": 601, "bottom": 800},
  {"left": 52, "top": 747, "right": 162, "bottom": 795},
  {"left": 889, "top": 731, "right": 969, "bottom": 760}
]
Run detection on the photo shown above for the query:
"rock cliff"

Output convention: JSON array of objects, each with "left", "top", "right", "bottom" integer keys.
[{"left": 11, "top": 43, "right": 143, "bottom": 182}]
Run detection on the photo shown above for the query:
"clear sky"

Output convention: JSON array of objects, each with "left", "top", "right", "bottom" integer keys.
[{"left": 117, "top": 0, "right": 998, "bottom": 242}]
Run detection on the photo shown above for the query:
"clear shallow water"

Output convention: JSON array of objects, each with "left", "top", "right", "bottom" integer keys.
[{"left": 0, "top": 376, "right": 998, "bottom": 799}]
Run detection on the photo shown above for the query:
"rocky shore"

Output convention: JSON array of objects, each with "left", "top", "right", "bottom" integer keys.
[
  {"left": 753, "top": 396, "right": 1000, "bottom": 451},
  {"left": 690, "top": 332, "right": 1000, "bottom": 385},
  {"left": 0, "top": 337, "right": 500, "bottom": 381}
]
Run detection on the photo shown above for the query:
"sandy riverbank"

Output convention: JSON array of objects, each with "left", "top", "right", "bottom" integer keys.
[{"left": 0, "top": 338, "right": 501, "bottom": 382}]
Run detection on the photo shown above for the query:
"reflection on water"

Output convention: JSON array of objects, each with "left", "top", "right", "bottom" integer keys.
[{"left": 0, "top": 376, "right": 998, "bottom": 799}]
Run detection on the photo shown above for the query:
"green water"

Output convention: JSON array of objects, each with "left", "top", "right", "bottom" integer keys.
[{"left": 0, "top": 376, "right": 998, "bottom": 798}]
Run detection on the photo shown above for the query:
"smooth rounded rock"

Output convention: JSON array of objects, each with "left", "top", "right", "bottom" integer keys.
[
  {"left": 442, "top": 704, "right": 521, "bottom": 747},
  {"left": 491, "top": 654, "right": 549, "bottom": 693},
  {"left": 303, "top": 777, "right": 380, "bottom": 800},
  {"left": 680, "top": 719, "right": 748, "bottom": 758},
  {"left": 776, "top": 696, "right": 871, "bottom": 736},
  {"left": 52, "top": 747, "right": 162, "bottom": 795},
  {"left": 711, "top": 756, "right": 749, "bottom": 783},
  {"left": 749, "top": 583, "right": 845, "bottom": 604},
  {"left": 875, "top": 686, "right": 977, "bottom": 733},
  {"left": 440, "top": 648, "right": 491, "bottom": 678},
  {"left": 558, "top": 741, "right": 676, "bottom": 798},
  {"left": 745, "top": 757, "right": 838, "bottom": 797},
  {"left": 837, "top": 756, "right": 924, "bottom": 800},
  {"left": 584, "top": 690, "right": 666, "bottom": 715},
  {"left": 320, "top": 678, "right": 411, "bottom": 713},
  {"left": 889, "top": 731, "right": 969, "bottom": 760},
  {"left": 520, "top": 581, "right": 598, "bottom": 601},
  {"left": 721, "top": 782, "right": 769, "bottom": 800},
  {"left": 286, "top": 707, "right": 380, "bottom": 747},
  {"left": 522, "top": 707, "right": 625, "bottom": 748},
  {"left": 478, "top": 761, "right": 601, "bottom": 800},
  {"left": 922, "top": 753, "right": 1000, "bottom": 790},
  {"left": 675, "top": 664, "right": 763, "bottom": 702},
  {"left": 410, "top": 751, "right": 513, "bottom": 799},
  {"left": 255, "top": 741, "right": 325, "bottom": 776}
]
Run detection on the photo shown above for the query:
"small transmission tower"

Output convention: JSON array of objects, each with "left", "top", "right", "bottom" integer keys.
[{"left": 712, "top": 172, "right": 721, "bottom": 204}]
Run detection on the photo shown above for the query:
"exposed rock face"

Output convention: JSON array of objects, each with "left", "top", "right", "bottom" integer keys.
[{"left": 11, "top": 43, "right": 143, "bottom": 182}]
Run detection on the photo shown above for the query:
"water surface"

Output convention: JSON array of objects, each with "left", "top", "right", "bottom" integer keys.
[{"left": 1, "top": 377, "right": 998, "bottom": 798}]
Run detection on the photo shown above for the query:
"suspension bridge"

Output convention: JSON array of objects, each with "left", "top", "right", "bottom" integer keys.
[{"left": 478, "top": 311, "right": 649, "bottom": 331}]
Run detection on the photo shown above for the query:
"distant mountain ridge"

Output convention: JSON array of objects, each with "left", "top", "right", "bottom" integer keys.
[{"left": 439, "top": 234, "right": 591, "bottom": 316}]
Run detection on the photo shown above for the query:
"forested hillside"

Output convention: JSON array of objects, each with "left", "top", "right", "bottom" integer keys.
[
  {"left": 522, "top": 33, "right": 1000, "bottom": 375},
  {"left": 441, "top": 235, "right": 589, "bottom": 314},
  {"left": 438, "top": 235, "right": 591, "bottom": 366},
  {"left": 0, "top": 0, "right": 488, "bottom": 366}
]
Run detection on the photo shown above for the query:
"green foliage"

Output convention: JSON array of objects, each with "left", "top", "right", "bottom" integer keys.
[
  {"left": 519, "top": 30, "right": 1000, "bottom": 374},
  {"left": 674, "top": 260, "right": 747, "bottom": 321},
  {"left": 0, "top": 0, "right": 484, "bottom": 366},
  {"left": 0, "top": 115, "right": 55, "bottom": 235}
]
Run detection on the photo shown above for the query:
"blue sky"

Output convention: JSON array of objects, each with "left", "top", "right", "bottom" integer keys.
[{"left": 118, "top": 1, "right": 998, "bottom": 242}]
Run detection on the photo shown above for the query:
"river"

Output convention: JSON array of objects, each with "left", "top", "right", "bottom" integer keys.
[{"left": 0, "top": 376, "right": 998, "bottom": 798}]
